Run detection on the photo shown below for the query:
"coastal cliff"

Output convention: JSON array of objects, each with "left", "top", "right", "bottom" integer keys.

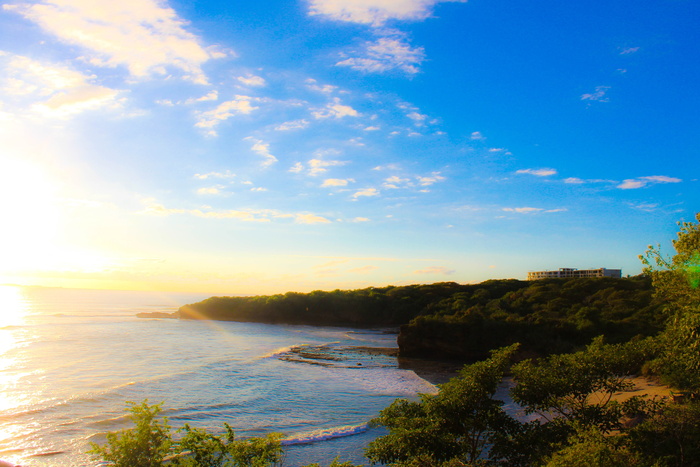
[{"left": 176, "top": 277, "right": 663, "bottom": 360}]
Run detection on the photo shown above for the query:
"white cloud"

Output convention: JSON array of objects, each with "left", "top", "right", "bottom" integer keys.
[
  {"left": 194, "top": 170, "right": 235, "bottom": 180},
  {"left": 352, "top": 217, "right": 370, "bottom": 222},
  {"left": 305, "top": 78, "right": 337, "bottom": 94},
  {"left": 563, "top": 177, "right": 585, "bottom": 184},
  {"left": 140, "top": 200, "right": 331, "bottom": 224},
  {"left": 5, "top": 0, "right": 223, "bottom": 83},
  {"left": 312, "top": 97, "right": 360, "bottom": 119},
  {"left": 629, "top": 202, "right": 659, "bottom": 212},
  {"left": 364, "top": 125, "right": 380, "bottom": 131},
  {"left": 620, "top": 47, "right": 640, "bottom": 55},
  {"left": 275, "top": 119, "right": 310, "bottom": 131},
  {"left": 196, "top": 186, "right": 224, "bottom": 195},
  {"left": 237, "top": 74, "right": 266, "bottom": 87},
  {"left": 516, "top": 168, "right": 558, "bottom": 177},
  {"left": 417, "top": 172, "right": 446, "bottom": 186},
  {"left": 307, "top": 0, "right": 466, "bottom": 26},
  {"left": 245, "top": 138, "right": 278, "bottom": 168},
  {"left": 617, "top": 175, "right": 682, "bottom": 189},
  {"left": 406, "top": 110, "right": 427, "bottom": 122},
  {"left": 470, "top": 131, "right": 485, "bottom": 140},
  {"left": 295, "top": 213, "right": 332, "bottom": 224},
  {"left": 184, "top": 91, "right": 218, "bottom": 105},
  {"left": 195, "top": 96, "right": 258, "bottom": 134},
  {"left": 581, "top": 86, "right": 610, "bottom": 102},
  {"left": 0, "top": 52, "right": 122, "bottom": 117},
  {"left": 308, "top": 158, "right": 348, "bottom": 176},
  {"left": 337, "top": 36, "right": 424, "bottom": 75},
  {"left": 383, "top": 175, "right": 410, "bottom": 188},
  {"left": 502, "top": 207, "right": 566, "bottom": 214},
  {"left": 353, "top": 187, "right": 379, "bottom": 198},
  {"left": 289, "top": 162, "right": 304, "bottom": 173},
  {"left": 250, "top": 187, "right": 268, "bottom": 192},
  {"left": 322, "top": 178, "right": 353, "bottom": 187},
  {"left": 502, "top": 207, "right": 541, "bottom": 214}
]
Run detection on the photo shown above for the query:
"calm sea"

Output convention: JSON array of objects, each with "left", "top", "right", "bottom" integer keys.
[{"left": 0, "top": 285, "right": 438, "bottom": 466}]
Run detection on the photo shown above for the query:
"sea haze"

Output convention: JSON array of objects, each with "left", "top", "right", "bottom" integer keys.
[{"left": 0, "top": 285, "right": 437, "bottom": 466}]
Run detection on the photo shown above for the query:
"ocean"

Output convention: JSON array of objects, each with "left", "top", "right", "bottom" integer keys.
[{"left": 0, "top": 285, "right": 439, "bottom": 466}]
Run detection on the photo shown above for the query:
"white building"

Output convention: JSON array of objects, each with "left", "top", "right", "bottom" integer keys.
[{"left": 527, "top": 268, "right": 622, "bottom": 281}]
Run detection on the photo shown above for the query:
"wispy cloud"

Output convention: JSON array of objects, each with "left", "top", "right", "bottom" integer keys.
[
  {"left": 140, "top": 200, "right": 331, "bottom": 224},
  {"left": 322, "top": 178, "right": 354, "bottom": 187},
  {"left": 414, "top": 266, "right": 455, "bottom": 275},
  {"left": 308, "top": 156, "right": 349, "bottom": 176},
  {"left": 516, "top": 168, "right": 557, "bottom": 177},
  {"left": 195, "top": 96, "right": 258, "bottom": 135},
  {"left": 311, "top": 97, "right": 360, "bottom": 119},
  {"left": 619, "top": 47, "right": 640, "bottom": 55},
  {"left": 502, "top": 207, "right": 567, "bottom": 214},
  {"left": 237, "top": 74, "right": 266, "bottom": 87},
  {"left": 194, "top": 170, "right": 235, "bottom": 180},
  {"left": 275, "top": 119, "right": 310, "bottom": 131},
  {"left": 349, "top": 265, "right": 377, "bottom": 273},
  {"left": 245, "top": 138, "right": 278, "bottom": 168},
  {"left": 336, "top": 36, "right": 424, "bottom": 75},
  {"left": 470, "top": 131, "right": 486, "bottom": 140},
  {"left": 184, "top": 91, "right": 219, "bottom": 105},
  {"left": 5, "top": 0, "right": 224, "bottom": 84},
  {"left": 581, "top": 86, "right": 610, "bottom": 102},
  {"left": 307, "top": 0, "right": 466, "bottom": 26},
  {"left": 295, "top": 213, "right": 332, "bottom": 224},
  {"left": 196, "top": 186, "right": 225, "bottom": 195},
  {"left": 617, "top": 175, "right": 682, "bottom": 189},
  {"left": 353, "top": 188, "right": 380, "bottom": 198},
  {"left": 0, "top": 52, "right": 122, "bottom": 117}
]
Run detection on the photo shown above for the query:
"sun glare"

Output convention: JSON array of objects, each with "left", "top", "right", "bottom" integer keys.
[
  {"left": 0, "top": 158, "right": 61, "bottom": 270},
  {"left": 0, "top": 285, "right": 28, "bottom": 329}
]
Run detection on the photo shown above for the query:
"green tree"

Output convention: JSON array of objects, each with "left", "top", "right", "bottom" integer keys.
[
  {"left": 88, "top": 400, "right": 172, "bottom": 467},
  {"left": 365, "top": 344, "right": 519, "bottom": 466},
  {"left": 511, "top": 337, "right": 652, "bottom": 433},
  {"left": 169, "top": 424, "right": 283, "bottom": 467},
  {"left": 641, "top": 212, "right": 700, "bottom": 391},
  {"left": 543, "top": 426, "right": 642, "bottom": 467},
  {"left": 628, "top": 401, "right": 700, "bottom": 467},
  {"left": 89, "top": 400, "right": 284, "bottom": 467}
]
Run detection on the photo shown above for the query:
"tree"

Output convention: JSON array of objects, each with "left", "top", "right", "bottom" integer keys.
[
  {"left": 168, "top": 424, "right": 283, "bottom": 467},
  {"left": 543, "top": 426, "right": 642, "bottom": 467},
  {"left": 88, "top": 400, "right": 172, "bottom": 467},
  {"left": 365, "top": 344, "right": 519, "bottom": 466},
  {"left": 641, "top": 212, "right": 700, "bottom": 391},
  {"left": 89, "top": 400, "right": 284, "bottom": 467},
  {"left": 511, "top": 337, "right": 652, "bottom": 432}
]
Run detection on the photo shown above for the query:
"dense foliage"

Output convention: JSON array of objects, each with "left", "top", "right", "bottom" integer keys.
[
  {"left": 641, "top": 212, "right": 700, "bottom": 391},
  {"left": 181, "top": 276, "right": 664, "bottom": 360},
  {"left": 89, "top": 401, "right": 359, "bottom": 467}
]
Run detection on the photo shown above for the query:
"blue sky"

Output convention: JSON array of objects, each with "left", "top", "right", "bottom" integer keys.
[{"left": 0, "top": 0, "right": 697, "bottom": 294}]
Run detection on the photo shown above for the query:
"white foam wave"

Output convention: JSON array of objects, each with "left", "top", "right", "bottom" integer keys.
[
  {"left": 281, "top": 423, "right": 369, "bottom": 446},
  {"left": 259, "top": 345, "right": 301, "bottom": 359}
]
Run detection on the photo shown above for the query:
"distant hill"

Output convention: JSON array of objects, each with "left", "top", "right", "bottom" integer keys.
[{"left": 178, "top": 276, "right": 664, "bottom": 359}]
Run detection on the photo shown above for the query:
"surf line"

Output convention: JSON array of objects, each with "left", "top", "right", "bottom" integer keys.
[{"left": 281, "top": 423, "right": 370, "bottom": 446}]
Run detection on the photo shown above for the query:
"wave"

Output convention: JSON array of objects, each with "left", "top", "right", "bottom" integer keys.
[{"left": 281, "top": 423, "right": 369, "bottom": 446}]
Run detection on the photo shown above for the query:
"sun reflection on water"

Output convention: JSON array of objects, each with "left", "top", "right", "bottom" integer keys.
[{"left": 0, "top": 285, "right": 30, "bottom": 426}]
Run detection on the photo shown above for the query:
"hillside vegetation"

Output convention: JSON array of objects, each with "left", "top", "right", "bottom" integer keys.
[{"left": 180, "top": 275, "right": 664, "bottom": 359}]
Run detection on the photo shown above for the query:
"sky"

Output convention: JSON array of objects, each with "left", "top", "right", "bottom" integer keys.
[{"left": 0, "top": 0, "right": 697, "bottom": 295}]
